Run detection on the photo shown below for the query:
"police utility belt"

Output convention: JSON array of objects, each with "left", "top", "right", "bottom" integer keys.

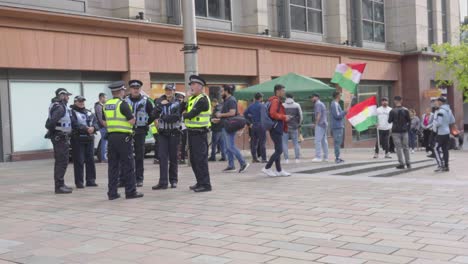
[{"left": 187, "top": 127, "right": 210, "bottom": 134}]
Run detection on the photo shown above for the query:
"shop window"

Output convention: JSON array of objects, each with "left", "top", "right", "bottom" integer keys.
[
  {"left": 362, "top": 0, "right": 385, "bottom": 43},
  {"left": 290, "top": 0, "right": 323, "bottom": 34},
  {"left": 427, "top": 0, "right": 434, "bottom": 45},
  {"left": 195, "top": 0, "right": 231, "bottom": 21},
  {"left": 441, "top": 0, "right": 448, "bottom": 43}
]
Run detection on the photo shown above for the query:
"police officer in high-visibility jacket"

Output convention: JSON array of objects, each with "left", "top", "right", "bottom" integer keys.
[
  {"left": 103, "top": 81, "right": 144, "bottom": 200},
  {"left": 46, "top": 88, "right": 74, "bottom": 194},
  {"left": 123, "top": 80, "right": 155, "bottom": 187},
  {"left": 182, "top": 75, "right": 212, "bottom": 192}
]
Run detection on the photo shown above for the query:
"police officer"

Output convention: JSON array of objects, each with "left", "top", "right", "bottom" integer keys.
[
  {"left": 104, "top": 81, "right": 144, "bottom": 200},
  {"left": 175, "top": 92, "right": 188, "bottom": 164},
  {"left": 123, "top": 80, "right": 155, "bottom": 187},
  {"left": 182, "top": 75, "right": 212, "bottom": 192},
  {"left": 70, "top": 96, "right": 99, "bottom": 188},
  {"left": 46, "top": 88, "right": 74, "bottom": 194},
  {"left": 152, "top": 83, "right": 182, "bottom": 190}
]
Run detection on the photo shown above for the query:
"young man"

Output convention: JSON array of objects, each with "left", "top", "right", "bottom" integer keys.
[
  {"left": 216, "top": 84, "right": 249, "bottom": 173},
  {"left": 330, "top": 91, "right": 347, "bottom": 163},
  {"left": 311, "top": 93, "right": 329, "bottom": 162},
  {"left": 244, "top": 92, "right": 267, "bottom": 163},
  {"left": 262, "top": 84, "right": 291, "bottom": 177},
  {"left": 209, "top": 98, "right": 227, "bottom": 162},
  {"left": 421, "top": 107, "right": 434, "bottom": 153},
  {"left": 433, "top": 97, "right": 455, "bottom": 172},
  {"left": 94, "top": 93, "right": 107, "bottom": 162},
  {"left": 282, "top": 93, "right": 303, "bottom": 163},
  {"left": 388, "top": 96, "right": 411, "bottom": 169},
  {"left": 374, "top": 97, "right": 393, "bottom": 159},
  {"left": 70, "top": 96, "right": 99, "bottom": 189}
]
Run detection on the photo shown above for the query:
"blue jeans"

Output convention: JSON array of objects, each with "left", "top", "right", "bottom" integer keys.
[
  {"left": 332, "top": 128, "right": 344, "bottom": 159},
  {"left": 282, "top": 129, "right": 300, "bottom": 160},
  {"left": 99, "top": 128, "right": 108, "bottom": 161},
  {"left": 251, "top": 125, "right": 267, "bottom": 161},
  {"left": 409, "top": 129, "right": 417, "bottom": 149},
  {"left": 210, "top": 131, "right": 226, "bottom": 159},
  {"left": 315, "top": 125, "right": 329, "bottom": 159},
  {"left": 223, "top": 128, "right": 246, "bottom": 168}
]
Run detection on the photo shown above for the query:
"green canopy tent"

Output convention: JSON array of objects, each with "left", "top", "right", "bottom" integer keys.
[{"left": 235, "top": 72, "right": 335, "bottom": 101}]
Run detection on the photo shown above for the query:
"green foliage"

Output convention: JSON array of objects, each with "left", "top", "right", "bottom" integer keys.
[{"left": 432, "top": 25, "right": 468, "bottom": 102}]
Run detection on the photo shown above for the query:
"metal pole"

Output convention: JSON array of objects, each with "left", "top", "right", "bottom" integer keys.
[
  {"left": 181, "top": 0, "right": 199, "bottom": 167},
  {"left": 181, "top": 0, "right": 199, "bottom": 93}
]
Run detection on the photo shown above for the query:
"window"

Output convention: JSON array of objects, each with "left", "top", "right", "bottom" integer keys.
[
  {"left": 362, "top": 0, "right": 385, "bottom": 42},
  {"left": 441, "top": 0, "right": 448, "bottom": 43},
  {"left": 428, "top": 0, "right": 434, "bottom": 45},
  {"left": 290, "top": 0, "right": 323, "bottom": 34},
  {"left": 195, "top": 0, "right": 231, "bottom": 21}
]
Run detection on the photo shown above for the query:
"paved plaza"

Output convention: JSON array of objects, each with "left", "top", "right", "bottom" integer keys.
[{"left": 1, "top": 148, "right": 468, "bottom": 264}]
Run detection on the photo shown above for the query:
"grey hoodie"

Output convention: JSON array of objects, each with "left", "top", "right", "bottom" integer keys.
[
  {"left": 433, "top": 104, "right": 455, "bottom": 135},
  {"left": 283, "top": 98, "right": 303, "bottom": 130}
]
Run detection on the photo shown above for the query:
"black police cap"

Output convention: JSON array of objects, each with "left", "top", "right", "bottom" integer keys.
[
  {"left": 165, "top": 83, "right": 176, "bottom": 90},
  {"left": 108, "top": 81, "right": 126, "bottom": 91},
  {"left": 74, "top": 95, "right": 86, "bottom": 102},
  {"left": 55, "top": 88, "right": 72, "bottom": 96},
  {"left": 129, "top": 80, "right": 143, "bottom": 88},
  {"left": 188, "top": 75, "right": 206, "bottom": 86}
]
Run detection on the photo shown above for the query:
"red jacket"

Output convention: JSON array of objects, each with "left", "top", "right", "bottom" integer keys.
[{"left": 268, "top": 96, "right": 288, "bottom": 132}]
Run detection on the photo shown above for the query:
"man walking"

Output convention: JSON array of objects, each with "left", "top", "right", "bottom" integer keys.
[
  {"left": 262, "top": 84, "right": 291, "bottom": 177},
  {"left": 388, "top": 96, "right": 411, "bottom": 169},
  {"left": 374, "top": 97, "right": 392, "bottom": 159},
  {"left": 94, "top": 93, "right": 107, "bottom": 162},
  {"left": 311, "top": 93, "right": 329, "bottom": 162},
  {"left": 244, "top": 92, "right": 267, "bottom": 163},
  {"left": 216, "top": 84, "right": 249, "bottom": 173},
  {"left": 330, "top": 91, "right": 347, "bottom": 163},
  {"left": 209, "top": 98, "right": 227, "bottom": 162},
  {"left": 433, "top": 97, "right": 455, "bottom": 172},
  {"left": 282, "top": 93, "right": 303, "bottom": 164}
]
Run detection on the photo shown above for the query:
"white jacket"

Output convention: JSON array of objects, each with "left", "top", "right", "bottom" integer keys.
[{"left": 376, "top": 106, "right": 393, "bottom": 130}]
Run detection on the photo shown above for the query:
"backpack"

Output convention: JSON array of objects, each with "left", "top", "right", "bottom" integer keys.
[{"left": 262, "top": 100, "right": 281, "bottom": 131}]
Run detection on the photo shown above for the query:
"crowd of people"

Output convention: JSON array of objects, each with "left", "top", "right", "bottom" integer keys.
[{"left": 45, "top": 76, "right": 461, "bottom": 198}]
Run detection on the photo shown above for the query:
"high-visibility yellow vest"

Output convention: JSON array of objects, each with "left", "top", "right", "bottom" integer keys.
[
  {"left": 184, "top": 94, "right": 211, "bottom": 128},
  {"left": 104, "top": 98, "right": 133, "bottom": 134},
  {"left": 150, "top": 123, "right": 158, "bottom": 135}
]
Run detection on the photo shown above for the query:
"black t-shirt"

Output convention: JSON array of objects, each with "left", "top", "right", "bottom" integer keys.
[{"left": 221, "top": 96, "right": 238, "bottom": 116}]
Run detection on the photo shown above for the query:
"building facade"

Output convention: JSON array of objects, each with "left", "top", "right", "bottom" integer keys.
[{"left": 0, "top": 0, "right": 463, "bottom": 161}]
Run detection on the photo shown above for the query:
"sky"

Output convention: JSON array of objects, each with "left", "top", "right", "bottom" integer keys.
[{"left": 461, "top": 0, "right": 467, "bottom": 22}]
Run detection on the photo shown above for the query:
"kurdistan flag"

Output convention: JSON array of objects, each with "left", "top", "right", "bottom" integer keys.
[
  {"left": 346, "top": 96, "right": 378, "bottom": 132},
  {"left": 331, "top": 63, "right": 367, "bottom": 94}
]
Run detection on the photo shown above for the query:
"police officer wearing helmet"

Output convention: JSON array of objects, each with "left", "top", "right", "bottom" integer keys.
[
  {"left": 123, "top": 80, "right": 155, "bottom": 187},
  {"left": 182, "top": 75, "right": 212, "bottom": 192},
  {"left": 46, "top": 88, "right": 74, "bottom": 194},
  {"left": 70, "top": 96, "right": 99, "bottom": 189},
  {"left": 104, "top": 81, "right": 144, "bottom": 200},
  {"left": 152, "top": 83, "right": 182, "bottom": 190}
]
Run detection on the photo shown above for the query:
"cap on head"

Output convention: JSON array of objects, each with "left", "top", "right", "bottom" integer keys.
[
  {"left": 74, "top": 95, "right": 86, "bottom": 102},
  {"left": 165, "top": 83, "right": 176, "bottom": 91},
  {"left": 175, "top": 91, "right": 186, "bottom": 98},
  {"left": 108, "top": 81, "right": 126, "bottom": 92},
  {"left": 128, "top": 80, "right": 143, "bottom": 88},
  {"left": 188, "top": 75, "right": 206, "bottom": 86},
  {"left": 394, "top": 95, "right": 402, "bottom": 101},
  {"left": 381, "top": 97, "right": 389, "bottom": 101},
  {"left": 55, "top": 88, "right": 72, "bottom": 96},
  {"left": 436, "top": 96, "right": 447, "bottom": 103}
]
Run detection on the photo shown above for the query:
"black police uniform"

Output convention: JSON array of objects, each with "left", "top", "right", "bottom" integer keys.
[
  {"left": 152, "top": 84, "right": 182, "bottom": 190},
  {"left": 46, "top": 88, "right": 73, "bottom": 194},
  {"left": 122, "top": 80, "right": 155, "bottom": 187},
  {"left": 70, "top": 97, "right": 99, "bottom": 188},
  {"left": 182, "top": 75, "right": 212, "bottom": 192},
  {"left": 105, "top": 81, "right": 143, "bottom": 200}
]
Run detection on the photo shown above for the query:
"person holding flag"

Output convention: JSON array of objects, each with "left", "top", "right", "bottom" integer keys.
[
  {"left": 330, "top": 91, "right": 349, "bottom": 163},
  {"left": 346, "top": 96, "right": 378, "bottom": 136}
]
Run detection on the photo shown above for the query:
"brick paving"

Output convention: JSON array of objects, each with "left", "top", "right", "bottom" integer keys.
[{"left": 0, "top": 148, "right": 467, "bottom": 264}]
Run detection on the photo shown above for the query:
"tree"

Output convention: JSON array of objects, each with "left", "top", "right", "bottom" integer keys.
[{"left": 432, "top": 25, "right": 468, "bottom": 102}]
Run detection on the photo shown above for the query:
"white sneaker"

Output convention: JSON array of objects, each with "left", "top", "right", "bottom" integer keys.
[
  {"left": 322, "top": 158, "right": 329, "bottom": 162},
  {"left": 312, "top": 158, "right": 322, "bottom": 162},
  {"left": 295, "top": 159, "right": 300, "bottom": 164},
  {"left": 411, "top": 149, "right": 415, "bottom": 154},
  {"left": 277, "top": 170, "right": 291, "bottom": 177},
  {"left": 373, "top": 153, "right": 379, "bottom": 159},
  {"left": 285, "top": 159, "right": 289, "bottom": 164},
  {"left": 384, "top": 154, "right": 392, "bottom": 159},
  {"left": 262, "top": 168, "right": 278, "bottom": 177}
]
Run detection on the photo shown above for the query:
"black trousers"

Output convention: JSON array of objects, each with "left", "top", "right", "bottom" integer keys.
[
  {"left": 266, "top": 131, "right": 283, "bottom": 172},
  {"left": 71, "top": 137, "right": 96, "bottom": 186},
  {"left": 133, "top": 132, "right": 146, "bottom": 183},
  {"left": 108, "top": 133, "right": 136, "bottom": 197},
  {"left": 188, "top": 130, "right": 211, "bottom": 187},
  {"left": 180, "top": 129, "right": 187, "bottom": 160},
  {"left": 153, "top": 134, "right": 160, "bottom": 160},
  {"left": 158, "top": 132, "right": 180, "bottom": 185},
  {"left": 375, "top": 130, "right": 390, "bottom": 154},
  {"left": 251, "top": 125, "right": 267, "bottom": 161},
  {"left": 423, "top": 129, "right": 433, "bottom": 152},
  {"left": 435, "top": 134, "right": 450, "bottom": 168},
  {"left": 51, "top": 133, "right": 70, "bottom": 188}
]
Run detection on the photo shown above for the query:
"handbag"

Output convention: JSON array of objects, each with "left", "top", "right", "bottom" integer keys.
[{"left": 223, "top": 115, "right": 247, "bottom": 133}]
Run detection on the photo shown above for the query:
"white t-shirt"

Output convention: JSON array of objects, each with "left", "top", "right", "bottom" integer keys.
[{"left": 376, "top": 106, "right": 393, "bottom": 130}]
